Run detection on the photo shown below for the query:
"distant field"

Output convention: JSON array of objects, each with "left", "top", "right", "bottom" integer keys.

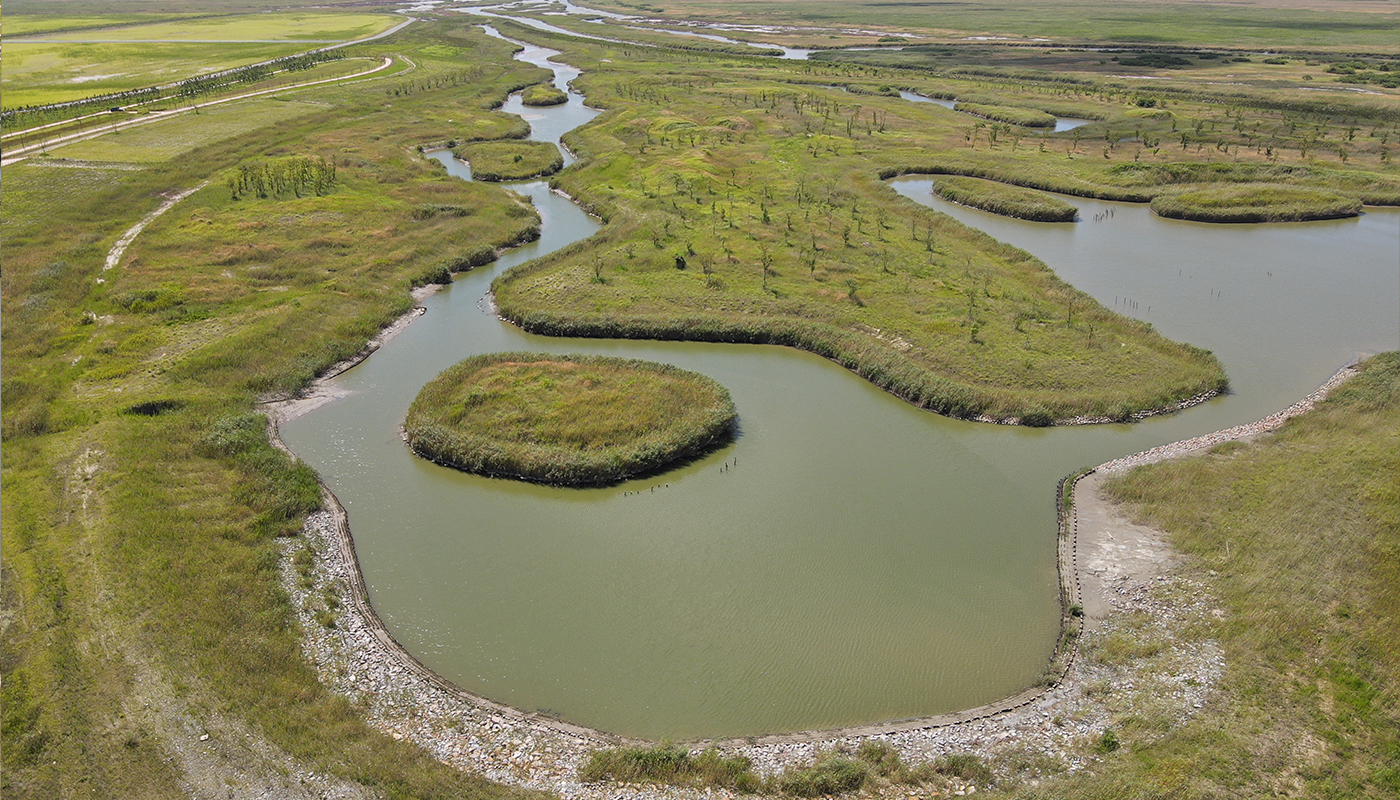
[
  {"left": 2, "top": 12, "right": 402, "bottom": 109},
  {"left": 3, "top": 14, "right": 188, "bottom": 37},
  {"left": 582, "top": 0, "right": 1400, "bottom": 50},
  {"left": 2, "top": 42, "right": 317, "bottom": 108},
  {"left": 6, "top": 11, "right": 400, "bottom": 42}
]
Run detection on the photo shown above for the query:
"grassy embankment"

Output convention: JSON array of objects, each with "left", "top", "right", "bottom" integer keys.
[
  {"left": 454, "top": 139, "right": 565, "bottom": 181},
  {"left": 0, "top": 17, "right": 562, "bottom": 800},
  {"left": 404, "top": 353, "right": 737, "bottom": 485},
  {"left": 1151, "top": 182, "right": 1363, "bottom": 222},
  {"left": 933, "top": 176, "right": 1078, "bottom": 221},
  {"left": 1023, "top": 352, "right": 1400, "bottom": 799}
]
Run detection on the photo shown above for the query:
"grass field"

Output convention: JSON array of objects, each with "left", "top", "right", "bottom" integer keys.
[
  {"left": 404, "top": 353, "right": 737, "bottom": 485},
  {"left": 1150, "top": 182, "right": 1363, "bottom": 221},
  {"left": 2, "top": 42, "right": 314, "bottom": 108},
  {"left": 3, "top": 13, "right": 188, "bottom": 37}
]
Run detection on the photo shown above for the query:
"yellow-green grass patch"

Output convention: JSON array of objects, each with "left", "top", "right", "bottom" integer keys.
[
  {"left": 51, "top": 97, "right": 324, "bottom": 163},
  {"left": 453, "top": 139, "right": 564, "bottom": 181},
  {"left": 405, "top": 353, "right": 737, "bottom": 485}
]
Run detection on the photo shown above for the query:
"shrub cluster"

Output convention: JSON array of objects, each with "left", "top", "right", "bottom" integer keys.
[{"left": 578, "top": 741, "right": 993, "bottom": 795}]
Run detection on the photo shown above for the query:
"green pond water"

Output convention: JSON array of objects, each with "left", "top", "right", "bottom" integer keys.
[{"left": 278, "top": 32, "right": 1400, "bottom": 741}]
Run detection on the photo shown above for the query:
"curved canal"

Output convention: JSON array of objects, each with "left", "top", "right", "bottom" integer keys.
[{"left": 279, "top": 29, "right": 1400, "bottom": 741}]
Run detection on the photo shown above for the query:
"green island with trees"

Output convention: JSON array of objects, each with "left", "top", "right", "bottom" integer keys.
[
  {"left": 2, "top": 0, "right": 1397, "bottom": 797},
  {"left": 404, "top": 353, "right": 737, "bottom": 485}
]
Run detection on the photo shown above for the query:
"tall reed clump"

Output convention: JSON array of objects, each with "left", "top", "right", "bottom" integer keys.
[
  {"left": 577, "top": 741, "right": 994, "bottom": 795},
  {"left": 1150, "top": 183, "right": 1363, "bottom": 222},
  {"left": 933, "top": 176, "right": 1079, "bottom": 221},
  {"left": 404, "top": 352, "right": 737, "bottom": 485}
]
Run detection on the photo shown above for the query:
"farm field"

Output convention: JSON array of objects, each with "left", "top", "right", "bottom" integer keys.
[
  {"left": 2, "top": 12, "right": 402, "bottom": 109},
  {"left": 578, "top": 0, "right": 1400, "bottom": 51},
  {"left": 2, "top": 1, "right": 1399, "bottom": 799}
]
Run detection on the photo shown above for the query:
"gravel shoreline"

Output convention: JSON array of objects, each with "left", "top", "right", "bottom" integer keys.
[{"left": 275, "top": 364, "right": 1358, "bottom": 795}]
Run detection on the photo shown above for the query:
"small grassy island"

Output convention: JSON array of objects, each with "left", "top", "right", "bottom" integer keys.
[
  {"left": 522, "top": 83, "right": 567, "bottom": 106},
  {"left": 933, "top": 177, "right": 1079, "bottom": 221},
  {"left": 404, "top": 353, "right": 737, "bottom": 485},
  {"left": 453, "top": 139, "right": 564, "bottom": 181},
  {"left": 952, "top": 101, "right": 1056, "bottom": 128},
  {"left": 1150, "top": 183, "right": 1363, "bottom": 222}
]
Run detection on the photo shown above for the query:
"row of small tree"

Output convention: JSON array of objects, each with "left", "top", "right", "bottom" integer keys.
[{"left": 227, "top": 156, "right": 338, "bottom": 201}]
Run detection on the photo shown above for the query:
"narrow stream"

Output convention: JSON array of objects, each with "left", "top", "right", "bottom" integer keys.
[{"left": 280, "top": 26, "right": 1400, "bottom": 741}]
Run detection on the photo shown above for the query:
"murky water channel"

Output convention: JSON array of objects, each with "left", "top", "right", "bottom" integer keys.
[{"left": 279, "top": 27, "right": 1400, "bottom": 740}]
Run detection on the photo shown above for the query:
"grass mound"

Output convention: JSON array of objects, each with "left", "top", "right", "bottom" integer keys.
[
  {"left": 403, "top": 352, "right": 737, "bottom": 485},
  {"left": 521, "top": 83, "right": 567, "bottom": 106},
  {"left": 953, "top": 101, "right": 1056, "bottom": 128},
  {"left": 1150, "top": 183, "right": 1363, "bottom": 222},
  {"left": 933, "top": 176, "right": 1078, "bottom": 221},
  {"left": 453, "top": 140, "right": 564, "bottom": 181}
]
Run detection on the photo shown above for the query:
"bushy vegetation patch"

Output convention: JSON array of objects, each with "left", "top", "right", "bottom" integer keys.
[
  {"left": 522, "top": 83, "right": 568, "bottom": 106},
  {"left": 933, "top": 176, "right": 1078, "bottom": 221},
  {"left": 1150, "top": 183, "right": 1362, "bottom": 222},
  {"left": 453, "top": 140, "right": 564, "bottom": 181},
  {"left": 578, "top": 740, "right": 993, "bottom": 795},
  {"left": 953, "top": 101, "right": 1056, "bottom": 128},
  {"left": 404, "top": 353, "right": 737, "bottom": 485}
]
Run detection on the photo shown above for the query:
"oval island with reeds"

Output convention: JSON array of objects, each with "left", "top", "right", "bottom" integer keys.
[
  {"left": 522, "top": 83, "right": 568, "bottom": 106},
  {"left": 952, "top": 101, "right": 1056, "bottom": 128},
  {"left": 404, "top": 353, "right": 737, "bottom": 485},
  {"left": 933, "top": 176, "right": 1078, "bottom": 221},
  {"left": 1150, "top": 184, "right": 1362, "bottom": 223}
]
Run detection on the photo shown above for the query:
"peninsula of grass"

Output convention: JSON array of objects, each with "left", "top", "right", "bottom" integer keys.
[
  {"left": 453, "top": 140, "right": 564, "bottom": 181},
  {"left": 933, "top": 176, "right": 1078, "bottom": 222},
  {"left": 952, "top": 101, "right": 1055, "bottom": 128},
  {"left": 1150, "top": 183, "right": 1363, "bottom": 223},
  {"left": 521, "top": 83, "right": 568, "bottom": 106},
  {"left": 404, "top": 353, "right": 737, "bottom": 485}
]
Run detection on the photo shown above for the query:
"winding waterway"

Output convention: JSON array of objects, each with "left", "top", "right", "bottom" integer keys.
[{"left": 279, "top": 29, "right": 1400, "bottom": 741}]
